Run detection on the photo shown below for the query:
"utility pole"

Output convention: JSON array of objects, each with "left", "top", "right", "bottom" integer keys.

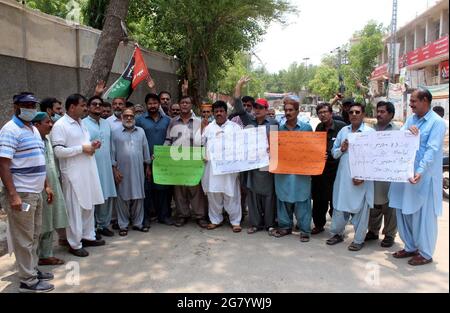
[{"left": 387, "top": 0, "right": 398, "bottom": 98}]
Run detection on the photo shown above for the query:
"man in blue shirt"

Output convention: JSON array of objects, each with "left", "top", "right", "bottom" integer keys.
[
  {"left": 326, "top": 103, "right": 374, "bottom": 251},
  {"left": 390, "top": 88, "right": 446, "bottom": 266},
  {"left": 136, "top": 93, "right": 173, "bottom": 226},
  {"left": 0, "top": 93, "right": 55, "bottom": 293},
  {"left": 270, "top": 100, "right": 313, "bottom": 242}
]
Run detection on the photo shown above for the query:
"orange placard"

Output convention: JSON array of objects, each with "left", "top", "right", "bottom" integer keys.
[{"left": 269, "top": 131, "right": 327, "bottom": 175}]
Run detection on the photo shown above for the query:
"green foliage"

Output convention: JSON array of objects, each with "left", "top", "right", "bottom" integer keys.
[
  {"left": 308, "top": 66, "right": 339, "bottom": 101},
  {"left": 82, "top": 0, "right": 109, "bottom": 29},
  {"left": 126, "top": 0, "right": 296, "bottom": 102},
  {"left": 20, "top": 0, "right": 87, "bottom": 20}
]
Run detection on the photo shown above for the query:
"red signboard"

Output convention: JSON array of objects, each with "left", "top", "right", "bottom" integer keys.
[
  {"left": 371, "top": 63, "right": 388, "bottom": 79},
  {"left": 400, "top": 35, "right": 449, "bottom": 68},
  {"left": 441, "top": 60, "right": 449, "bottom": 79}
]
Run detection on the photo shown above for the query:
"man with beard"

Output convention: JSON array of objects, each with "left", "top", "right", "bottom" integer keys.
[
  {"left": 82, "top": 96, "right": 117, "bottom": 238},
  {"left": 112, "top": 109, "right": 152, "bottom": 236},
  {"left": 136, "top": 93, "right": 173, "bottom": 227},
  {"left": 40, "top": 98, "right": 64, "bottom": 122},
  {"left": 107, "top": 97, "right": 126, "bottom": 131}
]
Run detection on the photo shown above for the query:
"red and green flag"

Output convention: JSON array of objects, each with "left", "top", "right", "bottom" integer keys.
[{"left": 103, "top": 46, "right": 150, "bottom": 100}]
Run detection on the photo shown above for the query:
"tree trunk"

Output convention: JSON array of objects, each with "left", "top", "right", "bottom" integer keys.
[
  {"left": 191, "top": 52, "right": 209, "bottom": 109},
  {"left": 83, "top": 0, "right": 131, "bottom": 97}
]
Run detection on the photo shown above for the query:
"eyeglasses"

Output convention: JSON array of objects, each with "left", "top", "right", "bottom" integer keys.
[
  {"left": 91, "top": 102, "right": 103, "bottom": 107},
  {"left": 349, "top": 110, "right": 362, "bottom": 115},
  {"left": 202, "top": 111, "right": 211, "bottom": 114}
]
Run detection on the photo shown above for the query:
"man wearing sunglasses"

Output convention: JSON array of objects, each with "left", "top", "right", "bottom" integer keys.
[
  {"left": 83, "top": 97, "right": 117, "bottom": 239},
  {"left": 327, "top": 102, "right": 375, "bottom": 251}
]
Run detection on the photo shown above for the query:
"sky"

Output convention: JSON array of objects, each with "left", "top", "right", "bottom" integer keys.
[{"left": 254, "top": 0, "right": 434, "bottom": 72}]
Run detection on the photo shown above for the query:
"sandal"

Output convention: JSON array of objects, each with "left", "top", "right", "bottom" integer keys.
[
  {"left": 119, "top": 229, "right": 128, "bottom": 237},
  {"left": 38, "top": 257, "right": 65, "bottom": 266},
  {"left": 393, "top": 249, "right": 419, "bottom": 259},
  {"left": 247, "top": 226, "right": 260, "bottom": 234},
  {"left": 207, "top": 223, "right": 222, "bottom": 230},
  {"left": 132, "top": 226, "right": 150, "bottom": 233},
  {"left": 300, "top": 234, "right": 310, "bottom": 243},
  {"left": 232, "top": 225, "right": 242, "bottom": 233},
  {"left": 348, "top": 242, "right": 364, "bottom": 251},
  {"left": 408, "top": 255, "right": 433, "bottom": 266},
  {"left": 269, "top": 228, "right": 292, "bottom": 238}
]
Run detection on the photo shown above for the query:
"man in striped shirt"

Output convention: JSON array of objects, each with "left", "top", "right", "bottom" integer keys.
[{"left": 0, "top": 93, "right": 55, "bottom": 293}]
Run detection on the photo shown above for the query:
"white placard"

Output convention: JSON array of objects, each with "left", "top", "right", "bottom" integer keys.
[
  {"left": 210, "top": 127, "right": 269, "bottom": 175},
  {"left": 348, "top": 130, "right": 419, "bottom": 182}
]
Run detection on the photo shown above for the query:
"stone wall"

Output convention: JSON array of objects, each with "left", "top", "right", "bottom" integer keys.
[{"left": 0, "top": 0, "right": 180, "bottom": 126}]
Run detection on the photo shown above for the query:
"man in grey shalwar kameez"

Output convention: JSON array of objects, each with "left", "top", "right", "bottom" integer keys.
[{"left": 112, "top": 109, "right": 151, "bottom": 236}]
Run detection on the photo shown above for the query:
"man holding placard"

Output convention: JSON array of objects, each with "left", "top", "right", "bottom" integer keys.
[
  {"left": 202, "top": 101, "right": 243, "bottom": 232},
  {"left": 270, "top": 99, "right": 313, "bottom": 242},
  {"left": 164, "top": 96, "right": 209, "bottom": 229},
  {"left": 389, "top": 88, "right": 446, "bottom": 266},
  {"left": 326, "top": 103, "right": 374, "bottom": 251},
  {"left": 365, "top": 101, "right": 398, "bottom": 248}
]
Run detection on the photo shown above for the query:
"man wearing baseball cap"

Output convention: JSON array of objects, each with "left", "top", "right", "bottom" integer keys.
[
  {"left": 233, "top": 77, "right": 278, "bottom": 234},
  {"left": 0, "top": 93, "right": 55, "bottom": 292}
]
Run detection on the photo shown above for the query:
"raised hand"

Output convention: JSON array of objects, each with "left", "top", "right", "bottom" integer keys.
[{"left": 95, "top": 80, "right": 107, "bottom": 96}]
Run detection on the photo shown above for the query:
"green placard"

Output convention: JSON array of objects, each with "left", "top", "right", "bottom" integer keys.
[{"left": 153, "top": 145, "right": 205, "bottom": 186}]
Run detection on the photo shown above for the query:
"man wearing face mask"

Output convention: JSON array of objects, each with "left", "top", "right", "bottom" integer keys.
[
  {"left": 0, "top": 93, "right": 55, "bottom": 292},
  {"left": 51, "top": 94, "right": 105, "bottom": 257},
  {"left": 107, "top": 97, "right": 126, "bottom": 131},
  {"left": 112, "top": 109, "right": 152, "bottom": 236},
  {"left": 40, "top": 98, "right": 64, "bottom": 122}
]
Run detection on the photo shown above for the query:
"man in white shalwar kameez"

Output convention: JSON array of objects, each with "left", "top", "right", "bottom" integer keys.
[
  {"left": 51, "top": 94, "right": 105, "bottom": 257},
  {"left": 202, "top": 101, "right": 243, "bottom": 233}
]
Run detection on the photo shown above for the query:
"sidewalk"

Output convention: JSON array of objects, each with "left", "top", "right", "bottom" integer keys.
[{"left": 0, "top": 201, "right": 448, "bottom": 293}]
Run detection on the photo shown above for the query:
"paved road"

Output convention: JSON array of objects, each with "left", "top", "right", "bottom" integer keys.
[{"left": 0, "top": 201, "right": 448, "bottom": 293}]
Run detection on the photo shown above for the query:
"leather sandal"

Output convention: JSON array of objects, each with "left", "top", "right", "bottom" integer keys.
[
  {"left": 232, "top": 225, "right": 242, "bottom": 233},
  {"left": 269, "top": 228, "right": 292, "bottom": 238},
  {"left": 408, "top": 255, "right": 433, "bottom": 266},
  {"left": 38, "top": 257, "right": 65, "bottom": 266},
  {"left": 393, "top": 249, "right": 419, "bottom": 259},
  {"left": 207, "top": 223, "right": 222, "bottom": 230}
]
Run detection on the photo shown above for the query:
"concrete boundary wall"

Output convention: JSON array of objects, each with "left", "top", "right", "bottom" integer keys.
[{"left": 0, "top": 0, "right": 180, "bottom": 125}]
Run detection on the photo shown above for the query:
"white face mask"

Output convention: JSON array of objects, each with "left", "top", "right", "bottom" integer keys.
[{"left": 18, "top": 108, "right": 38, "bottom": 122}]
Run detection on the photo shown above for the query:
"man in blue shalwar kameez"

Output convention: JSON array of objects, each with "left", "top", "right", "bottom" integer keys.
[
  {"left": 326, "top": 103, "right": 374, "bottom": 251},
  {"left": 389, "top": 88, "right": 446, "bottom": 266}
]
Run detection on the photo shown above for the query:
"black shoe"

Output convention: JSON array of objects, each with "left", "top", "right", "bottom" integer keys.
[
  {"left": 159, "top": 217, "right": 175, "bottom": 226},
  {"left": 19, "top": 281, "right": 54, "bottom": 293},
  {"left": 364, "top": 231, "right": 379, "bottom": 242},
  {"left": 381, "top": 236, "right": 395, "bottom": 248},
  {"left": 174, "top": 217, "right": 188, "bottom": 227},
  {"left": 69, "top": 247, "right": 89, "bottom": 257},
  {"left": 311, "top": 227, "right": 325, "bottom": 235},
  {"left": 95, "top": 230, "right": 102, "bottom": 240},
  {"left": 196, "top": 219, "right": 209, "bottom": 229},
  {"left": 326, "top": 235, "right": 344, "bottom": 245},
  {"left": 81, "top": 239, "right": 106, "bottom": 247},
  {"left": 37, "top": 270, "right": 54, "bottom": 281},
  {"left": 111, "top": 220, "right": 120, "bottom": 230},
  {"left": 98, "top": 228, "right": 115, "bottom": 237}
]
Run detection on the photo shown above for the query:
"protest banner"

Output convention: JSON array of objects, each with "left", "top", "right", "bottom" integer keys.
[
  {"left": 210, "top": 127, "right": 269, "bottom": 175},
  {"left": 153, "top": 145, "right": 205, "bottom": 186},
  {"left": 269, "top": 132, "right": 327, "bottom": 175},
  {"left": 348, "top": 130, "right": 419, "bottom": 182}
]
